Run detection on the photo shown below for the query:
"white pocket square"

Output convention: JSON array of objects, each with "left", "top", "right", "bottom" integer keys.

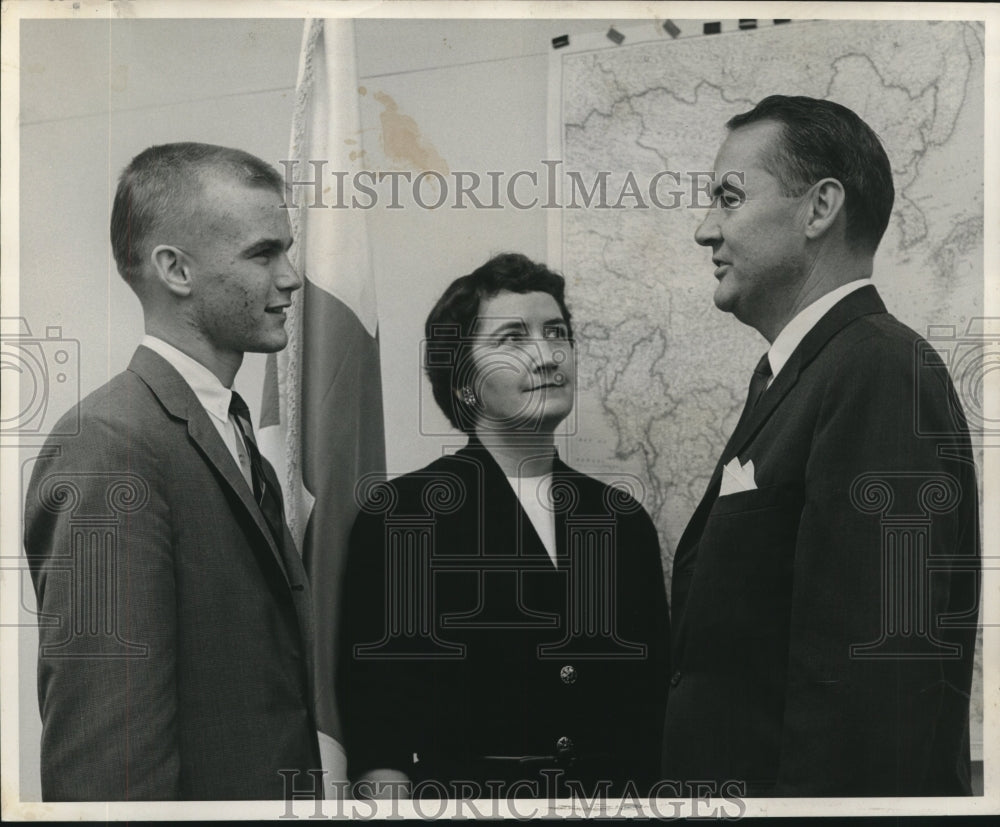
[{"left": 719, "top": 457, "right": 758, "bottom": 496}]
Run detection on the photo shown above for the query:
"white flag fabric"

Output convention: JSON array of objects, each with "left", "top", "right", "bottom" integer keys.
[{"left": 259, "top": 17, "right": 386, "bottom": 785}]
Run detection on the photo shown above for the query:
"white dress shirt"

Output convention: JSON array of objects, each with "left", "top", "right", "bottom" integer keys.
[
  {"left": 140, "top": 335, "right": 254, "bottom": 488},
  {"left": 505, "top": 473, "right": 558, "bottom": 568},
  {"left": 766, "top": 279, "right": 871, "bottom": 383}
]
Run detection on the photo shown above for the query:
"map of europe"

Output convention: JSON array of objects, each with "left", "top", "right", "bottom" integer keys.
[{"left": 555, "top": 19, "right": 985, "bottom": 742}]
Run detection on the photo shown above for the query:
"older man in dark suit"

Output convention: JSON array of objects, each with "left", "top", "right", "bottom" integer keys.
[
  {"left": 24, "top": 143, "right": 321, "bottom": 800},
  {"left": 662, "top": 96, "right": 980, "bottom": 796}
]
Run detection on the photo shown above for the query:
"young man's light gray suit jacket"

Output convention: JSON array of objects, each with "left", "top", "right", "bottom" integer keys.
[{"left": 25, "top": 346, "right": 321, "bottom": 800}]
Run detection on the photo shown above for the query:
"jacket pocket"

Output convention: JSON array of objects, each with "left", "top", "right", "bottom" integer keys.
[
  {"left": 712, "top": 483, "right": 803, "bottom": 517},
  {"left": 682, "top": 483, "right": 805, "bottom": 668}
]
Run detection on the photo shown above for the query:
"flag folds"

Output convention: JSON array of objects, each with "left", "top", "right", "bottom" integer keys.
[{"left": 259, "top": 18, "right": 386, "bottom": 783}]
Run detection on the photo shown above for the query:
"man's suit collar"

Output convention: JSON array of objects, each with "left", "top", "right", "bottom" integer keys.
[
  {"left": 126, "top": 346, "right": 292, "bottom": 583},
  {"left": 127, "top": 345, "right": 200, "bottom": 422},
  {"left": 140, "top": 334, "right": 232, "bottom": 425},
  {"left": 720, "top": 284, "right": 886, "bottom": 466},
  {"left": 766, "top": 279, "right": 871, "bottom": 381}
]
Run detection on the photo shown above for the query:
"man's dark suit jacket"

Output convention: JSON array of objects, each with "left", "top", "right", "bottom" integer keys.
[
  {"left": 24, "top": 346, "right": 321, "bottom": 800},
  {"left": 338, "top": 437, "right": 670, "bottom": 796},
  {"left": 663, "top": 285, "right": 980, "bottom": 796}
]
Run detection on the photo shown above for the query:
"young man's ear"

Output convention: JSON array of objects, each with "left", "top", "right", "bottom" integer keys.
[{"left": 150, "top": 245, "right": 193, "bottom": 297}]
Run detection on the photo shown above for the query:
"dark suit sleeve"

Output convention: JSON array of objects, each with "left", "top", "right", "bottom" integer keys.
[
  {"left": 24, "top": 415, "right": 181, "bottom": 800},
  {"left": 336, "top": 501, "right": 419, "bottom": 782},
  {"left": 774, "top": 336, "right": 978, "bottom": 795}
]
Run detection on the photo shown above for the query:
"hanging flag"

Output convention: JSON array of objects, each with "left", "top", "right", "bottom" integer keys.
[{"left": 259, "top": 17, "right": 386, "bottom": 786}]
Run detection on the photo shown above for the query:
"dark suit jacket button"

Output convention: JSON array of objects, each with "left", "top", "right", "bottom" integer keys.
[
  {"left": 559, "top": 665, "right": 577, "bottom": 685},
  {"left": 556, "top": 736, "right": 575, "bottom": 755},
  {"left": 670, "top": 671, "right": 682, "bottom": 687}
]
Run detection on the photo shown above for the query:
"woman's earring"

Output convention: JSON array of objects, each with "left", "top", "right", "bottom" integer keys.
[{"left": 461, "top": 386, "right": 478, "bottom": 408}]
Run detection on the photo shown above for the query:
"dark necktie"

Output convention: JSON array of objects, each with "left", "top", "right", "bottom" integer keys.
[
  {"left": 677, "top": 353, "right": 774, "bottom": 571},
  {"left": 746, "top": 352, "right": 773, "bottom": 413},
  {"left": 229, "top": 391, "right": 284, "bottom": 546},
  {"left": 723, "top": 352, "right": 773, "bottom": 459}
]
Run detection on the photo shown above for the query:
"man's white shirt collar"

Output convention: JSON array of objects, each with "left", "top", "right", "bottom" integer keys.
[
  {"left": 140, "top": 335, "right": 232, "bottom": 425},
  {"left": 767, "top": 279, "right": 871, "bottom": 381}
]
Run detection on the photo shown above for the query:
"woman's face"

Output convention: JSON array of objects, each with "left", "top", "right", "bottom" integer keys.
[{"left": 463, "top": 289, "right": 575, "bottom": 434}]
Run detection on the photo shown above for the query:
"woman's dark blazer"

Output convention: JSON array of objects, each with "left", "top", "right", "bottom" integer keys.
[{"left": 337, "top": 437, "right": 670, "bottom": 796}]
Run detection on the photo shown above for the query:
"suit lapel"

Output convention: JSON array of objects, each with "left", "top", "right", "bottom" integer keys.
[
  {"left": 673, "top": 286, "right": 888, "bottom": 576},
  {"left": 127, "top": 346, "right": 292, "bottom": 585},
  {"left": 460, "top": 437, "right": 558, "bottom": 567},
  {"left": 186, "top": 414, "right": 290, "bottom": 579},
  {"left": 551, "top": 457, "right": 582, "bottom": 573}
]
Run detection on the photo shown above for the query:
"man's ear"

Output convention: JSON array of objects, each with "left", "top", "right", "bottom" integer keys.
[
  {"left": 150, "top": 245, "right": 193, "bottom": 297},
  {"left": 804, "top": 178, "right": 846, "bottom": 241}
]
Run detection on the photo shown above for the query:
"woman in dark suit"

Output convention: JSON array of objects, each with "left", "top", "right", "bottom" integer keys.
[{"left": 337, "top": 253, "right": 669, "bottom": 799}]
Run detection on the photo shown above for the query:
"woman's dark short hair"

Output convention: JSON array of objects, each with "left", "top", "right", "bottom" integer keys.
[
  {"left": 424, "top": 253, "right": 573, "bottom": 433},
  {"left": 727, "top": 95, "right": 895, "bottom": 253}
]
